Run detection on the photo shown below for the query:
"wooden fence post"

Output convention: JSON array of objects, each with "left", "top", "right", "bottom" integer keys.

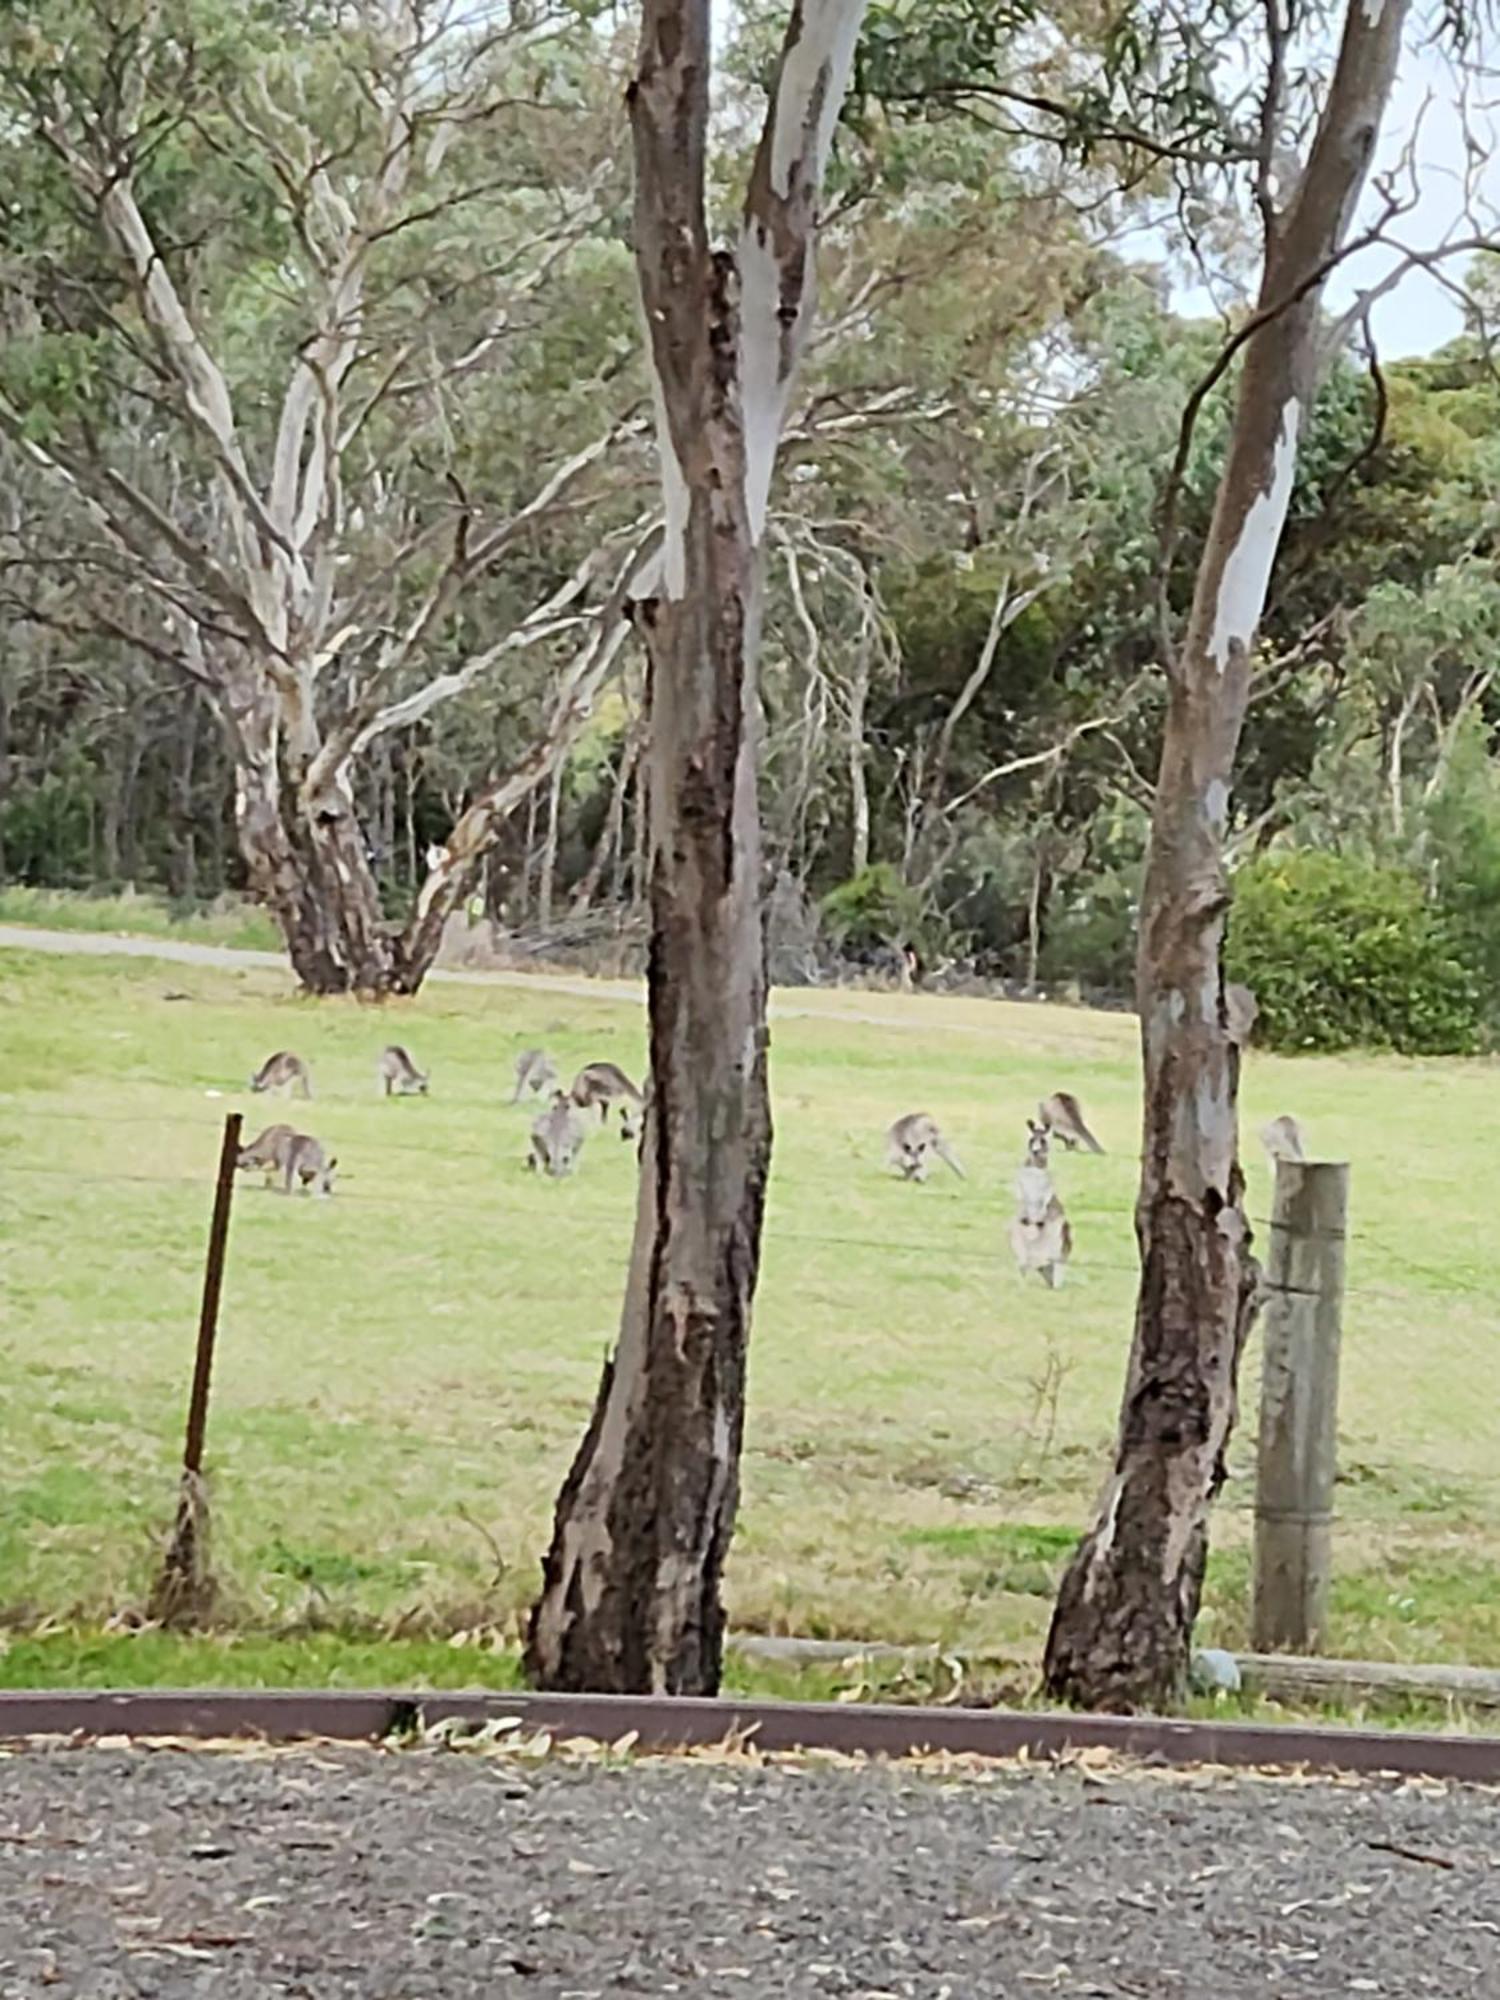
[
  {"left": 1251, "top": 1158, "right": 1350, "bottom": 1653},
  {"left": 148, "top": 1111, "right": 241, "bottom": 1629}
]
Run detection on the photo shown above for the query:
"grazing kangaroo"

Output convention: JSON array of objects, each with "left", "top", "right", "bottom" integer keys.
[
  {"left": 570, "top": 1060, "right": 645, "bottom": 1141},
  {"left": 236, "top": 1124, "right": 297, "bottom": 1187},
  {"left": 528, "top": 1092, "right": 586, "bottom": 1178},
  {"left": 378, "top": 1045, "right": 429, "bottom": 1097},
  {"left": 248, "top": 1050, "right": 312, "bottom": 1099},
  {"left": 1260, "top": 1114, "right": 1306, "bottom": 1164},
  {"left": 511, "top": 1048, "right": 559, "bottom": 1104},
  {"left": 1038, "top": 1090, "right": 1103, "bottom": 1155},
  {"left": 236, "top": 1123, "right": 336, "bottom": 1197},
  {"left": 885, "top": 1112, "right": 965, "bottom": 1183},
  {"left": 1010, "top": 1120, "right": 1072, "bottom": 1288}
]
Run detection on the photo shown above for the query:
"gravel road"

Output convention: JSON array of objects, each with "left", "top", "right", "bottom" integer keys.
[{"left": 2, "top": 1742, "right": 1499, "bottom": 1997}]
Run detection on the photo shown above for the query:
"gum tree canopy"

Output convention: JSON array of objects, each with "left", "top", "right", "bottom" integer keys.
[{"left": 0, "top": 0, "right": 646, "bottom": 993}]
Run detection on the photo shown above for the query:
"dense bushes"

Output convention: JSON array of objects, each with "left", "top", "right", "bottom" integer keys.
[
  {"left": 1226, "top": 850, "right": 1481, "bottom": 1055},
  {"left": 818, "top": 864, "right": 930, "bottom": 959}
]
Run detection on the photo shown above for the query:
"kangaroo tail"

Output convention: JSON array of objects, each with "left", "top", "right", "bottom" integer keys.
[{"left": 937, "top": 1141, "right": 966, "bottom": 1179}]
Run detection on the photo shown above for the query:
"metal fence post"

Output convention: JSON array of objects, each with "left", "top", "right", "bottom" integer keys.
[
  {"left": 1251, "top": 1158, "right": 1350, "bottom": 1653},
  {"left": 148, "top": 1111, "right": 241, "bottom": 1628}
]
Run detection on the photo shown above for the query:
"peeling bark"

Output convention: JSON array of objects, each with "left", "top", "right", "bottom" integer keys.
[
  {"left": 1044, "top": 0, "right": 1410, "bottom": 1713},
  {"left": 232, "top": 693, "right": 393, "bottom": 993},
  {"left": 526, "top": 0, "right": 867, "bottom": 1696}
]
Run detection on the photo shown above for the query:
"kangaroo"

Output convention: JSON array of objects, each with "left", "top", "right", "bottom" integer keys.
[
  {"left": 1010, "top": 1121, "right": 1072, "bottom": 1288},
  {"left": 378, "top": 1045, "right": 429, "bottom": 1097},
  {"left": 248, "top": 1050, "right": 312, "bottom": 1099},
  {"left": 1260, "top": 1114, "right": 1307, "bottom": 1164},
  {"left": 1038, "top": 1090, "right": 1104, "bottom": 1155},
  {"left": 570, "top": 1060, "right": 645, "bottom": 1141},
  {"left": 236, "top": 1124, "right": 336, "bottom": 1196},
  {"left": 236, "top": 1123, "right": 297, "bottom": 1188},
  {"left": 885, "top": 1112, "right": 965, "bottom": 1184},
  {"left": 1225, "top": 981, "right": 1259, "bottom": 1048},
  {"left": 511, "top": 1048, "right": 559, "bottom": 1104},
  {"left": 528, "top": 1092, "right": 586, "bottom": 1178},
  {"left": 283, "top": 1133, "right": 337, "bottom": 1197}
]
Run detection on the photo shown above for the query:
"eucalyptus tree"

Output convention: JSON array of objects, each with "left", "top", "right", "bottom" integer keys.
[
  {"left": 0, "top": 0, "right": 646, "bottom": 992},
  {"left": 1043, "top": 0, "right": 1413, "bottom": 1708},
  {"left": 526, "top": 0, "right": 870, "bottom": 1695}
]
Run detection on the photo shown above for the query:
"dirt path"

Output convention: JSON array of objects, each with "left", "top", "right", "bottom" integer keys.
[
  {"left": 1, "top": 1742, "right": 1495, "bottom": 1997},
  {"left": 0, "top": 922, "right": 1020, "bottom": 1037}
]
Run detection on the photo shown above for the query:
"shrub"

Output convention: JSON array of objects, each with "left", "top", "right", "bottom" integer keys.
[
  {"left": 1422, "top": 725, "right": 1500, "bottom": 1027},
  {"left": 818, "top": 863, "right": 928, "bottom": 958},
  {"left": 1226, "top": 849, "right": 1481, "bottom": 1055}
]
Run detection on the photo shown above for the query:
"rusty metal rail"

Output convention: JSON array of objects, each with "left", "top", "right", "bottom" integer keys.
[{"left": 4, "top": 1689, "right": 1500, "bottom": 1783}]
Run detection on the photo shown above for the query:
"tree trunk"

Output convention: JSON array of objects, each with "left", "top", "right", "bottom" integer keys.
[
  {"left": 518, "top": 789, "right": 538, "bottom": 926},
  {"left": 117, "top": 725, "right": 144, "bottom": 884},
  {"left": 1388, "top": 685, "right": 1419, "bottom": 837},
  {"left": 0, "top": 669, "right": 9, "bottom": 879},
  {"left": 573, "top": 729, "right": 640, "bottom": 914},
  {"left": 526, "top": 0, "right": 866, "bottom": 1695},
  {"left": 629, "top": 749, "right": 650, "bottom": 917},
  {"left": 847, "top": 646, "right": 871, "bottom": 877},
  {"left": 525, "top": 522, "right": 772, "bottom": 1692},
  {"left": 403, "top": 753, "right": 418, "bottom": 893},
  {"left": 99, "top": 785, "right": 120, "bottom": 882},
  {"left": 384, "top": 744, "right": 397, "bottom": 876},
  {"left": 1025, "top": 840, "right": 1047, "bottom": 994},
  {"left": 537, "top": 754, "right": 565, "bottom": 932},
  {"left": 231, "top": 695, "right": 396, "bottom": 994},
  {"left": 168, "top": 698, "right": 199, "bottom": 902},
  {"left": 1044, "top": 0, "right": 1408, "bottom": 1713},
  {"left": 610, "top": 751, "right": 638, "bottom": 911}
]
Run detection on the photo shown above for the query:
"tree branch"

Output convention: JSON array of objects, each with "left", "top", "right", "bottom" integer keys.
[{"left": 944, "top": 680, "right": 1151, "bottom": 814}]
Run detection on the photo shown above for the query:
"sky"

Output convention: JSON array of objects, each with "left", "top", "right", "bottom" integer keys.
[{"left": 1175, "top": 29, "right": 1500, "bottom": 360}]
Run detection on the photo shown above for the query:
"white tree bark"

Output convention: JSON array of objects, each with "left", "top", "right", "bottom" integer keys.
[
  {"left": 526, "top": 0, "right": 868, "bottom": 1696},
  {"left": 1045, "top": 0, "right": 1412, "bottom": 1712}
]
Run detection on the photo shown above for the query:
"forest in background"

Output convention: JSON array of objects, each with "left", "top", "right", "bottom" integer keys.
[{"left": 5, "top": 0, "right": 1500, "bottom": 1047}]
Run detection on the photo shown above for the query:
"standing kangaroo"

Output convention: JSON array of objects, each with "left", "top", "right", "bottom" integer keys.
[
  {"left": 248, "top": 1050, "right": 312, "bottom": 1099},
  {"left": 1260, "top": 1114, "right": 1307, "bottom": 1164},
  {"left": 1038, "top": 1090, "right": 1104, "bottom": 1154},
  {"left": 1010, "top": 1120, "right": 1072, "bottom": 1288},
  {"left": 378, "top": 1045, "right": 429, "bottom": 1097},
  {"left": 885, "top": 1112, "right": 965, "bottom": 1183}
]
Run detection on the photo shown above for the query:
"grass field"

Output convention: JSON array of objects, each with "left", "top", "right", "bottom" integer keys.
[
  {"left": 0, "top": 884, "right": 282, "bottom": 953},
  {"left": 4, "top": 922, "right": 1500, "bottom": 1702}
]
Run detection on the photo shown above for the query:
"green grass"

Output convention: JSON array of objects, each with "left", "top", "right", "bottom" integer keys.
[
  {"left": 0, "top": 884, "right": 281, "bottom": 952},
  {"left": 4, "top": 931, "right": 1500, "bottom": 1698}
]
